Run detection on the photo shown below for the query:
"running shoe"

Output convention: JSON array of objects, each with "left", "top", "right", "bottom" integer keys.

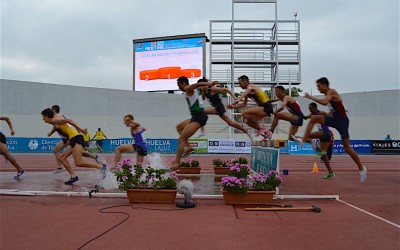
[
  {"left": 65, "top": 176, "right": 79, "bottom": 185},
  {"left": 291, "top": 135, "right": 304, "bottom": 146},
  {"left": 360, "top": 166, "right": 367, "bottom": 183},
  {"left": 323, "top": 173, "right": 335, "bottom": 179},
  {"left": 255, "top": 127, "right": 267, "bottom": 137},
  {"left": 315, "top": 151, "right": 327, "bottom": 159},
  {"left": 53, "top": 168, "right": 64, "bottom": 174},
  {"left": 13, "top": 170, "right": 25, "bottom": 179},
  {"left": 263, "top": 131, "right": 273, "bottom": 140}
]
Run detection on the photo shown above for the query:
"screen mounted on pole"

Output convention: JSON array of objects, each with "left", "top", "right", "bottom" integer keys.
[{"left": 133, "top": 34, "right": 206, "bottom": 91}]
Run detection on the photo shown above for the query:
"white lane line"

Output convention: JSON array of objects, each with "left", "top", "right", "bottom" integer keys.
[{"left": 338, "top": 199, "right": 400, "bottom": 229}]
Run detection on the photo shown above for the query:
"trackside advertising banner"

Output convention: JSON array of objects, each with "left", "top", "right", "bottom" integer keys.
[
  {"left": 332, "top": 140, "right": 371, "bottom": 154},
  {"left": 371, "top": 140, "right": 400, "bottom": 154},
  {"left": 208, "top": 139, "right": 235, "bottom": 153}
]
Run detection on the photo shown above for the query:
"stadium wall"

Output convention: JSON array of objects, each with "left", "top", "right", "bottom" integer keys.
[{"left": 1, "top": 79, "right": 399, "bottom": 140}]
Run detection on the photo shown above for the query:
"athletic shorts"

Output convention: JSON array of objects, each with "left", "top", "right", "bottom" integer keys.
[
  {"left": 290, "top": 114, "right": 304, "bottom": 126},
  {"left": 215, "top": 104, "right": 226, "bottom": 116},
  {"left": 258, "top": 102, "right": 273, "bottom": 116},
  {"left": 62, "top": 137, "right": 68, "bottom": 144},
  {"left": 190, "top": 112, "right": 208, "bottom": 127},
  {"left": 133, "top": 144, "right": 148, "bottom": 156},
  {"left": 320, "top": 130, "right": 332, "bottom": 142},
  {"left": 324, "top": 115, "right": 349, "bottom": 140},
  {"left": 0, "top": 132, "right": 6, "bottom": 144},
  {"left": 96, "top": 139, "right": 103, "bottom": 147},
  {"left": 69, "top": 135, "right": 85, "bottom": 148}
]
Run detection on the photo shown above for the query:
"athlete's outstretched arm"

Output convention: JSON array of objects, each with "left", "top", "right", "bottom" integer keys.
[
  {"left": 0, "top": 116, "right": 15, "bottom": 135},
  {"left": 305, "top": 91, "right": 332, "bottom": 105},
  {"left": 48, "top": 126, "right": 57, "bottom": 137},
  {"left": 183, "top": 82, "right": 211, "bottom": 92},
  {"left": 274, "top": 96, "right": 288, "bottom": 114},
  {"left": 64, "top": 119, "right": 87, "bottom": 134}
]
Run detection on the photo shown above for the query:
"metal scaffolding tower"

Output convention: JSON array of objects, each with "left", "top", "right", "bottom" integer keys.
[{"left": 209, "top": 0, "right": 301, "bottom": 88}]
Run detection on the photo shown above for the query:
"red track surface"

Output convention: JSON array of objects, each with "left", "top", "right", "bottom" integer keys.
[{"left": 1, "top": 153, "right": 399, "bottom": 249}]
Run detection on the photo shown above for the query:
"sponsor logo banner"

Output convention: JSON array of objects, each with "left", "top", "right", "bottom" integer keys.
[
  {"left": 188, "top": 138, "right": 208, "bottom": 153},
  {"left": 371, "top": 140, "right": 400, "bottom": 154},
  {"left": 333, "top": 140, "right": 371, "bottom": 154},
  {"left": 208, "top": 139, "right": 235, "bottom": 153}
]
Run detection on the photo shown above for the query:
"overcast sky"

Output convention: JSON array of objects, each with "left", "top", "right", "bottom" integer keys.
[{"left": 1, "top": 0, "right": 399, "bottom": 94}]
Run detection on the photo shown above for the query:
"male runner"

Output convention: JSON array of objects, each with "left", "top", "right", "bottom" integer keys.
[
  {"left": 41, "top": 108, "right": 107, "bottom": 185},
  {"left": 305, "top": 102, "right": 335, "bottom": 179},
  {"left": 198, "top": 78, "right": 251, "bottom": 139},
  {"left": 47, "top": 105, "right": 68, "bottom": 174},
  {"left": 114, "top": 114, "right": 147, "bottom": 168},
  {"left": 170, "top": 76, "right": 210, "bottom": 171},
  {"left": 303, "top": 77, "right": 367, "bottom": 183},
  {"left": 0, "top": 116, "right": 25, "bottom": 179},
  {"left": 227, "top": 75, "right": 273, "bottom": 137},
  {"left": 266, "top": 86, "right": 305, "bottom": 141}
]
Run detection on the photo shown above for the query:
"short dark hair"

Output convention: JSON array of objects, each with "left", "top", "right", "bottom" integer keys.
[
  {"left": 41, "top": 108, "right": 54, "bottom": 118},
  {"left": 275, "top": 85, "right": 285, "bottom": 92},
  {"left": 51, "top": 105, "right": 60, "bottom": 113},
  {"left": 197, "top": 77, "right": 208, "bottom": 83},
  {"left": 316, "top": 77, "right": 329, "bottom": 87},
  {"left": 177, "top": 76, "right": 189, "bottom": 85},
  {"left": 238, "top": 75, "right": 249, "bottom": 82},
  {"left": 124, "top": 114, "right": 134, "bottom": 120},
  {"left": 309, "top": 102, "right": 317, "bottom": 108}
]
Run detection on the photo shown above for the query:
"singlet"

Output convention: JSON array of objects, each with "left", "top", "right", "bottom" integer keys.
[
  {"left": 285, "top": 98, "right": 304, "bottom": 118},
  {"left": 55, "top": 114, "right": 69, "bottom": 139},
  {"left": 205, "top": 87, "right": 223, "bottom": 107},
  {"left": 132, "top": 130, "right": 147, "bottom": 149},
  {"left": 95, "top": 131, "right": 105, "bottom": 140},
  {"left": 185, "top": 89, "right": 204, "bottom": 115},
  {"left": 247, "top": 90, "right": 269, "bottom": 105},
  {"left": 57, "top": 123, "right": 80, "bottom": 140},
  {"left": 328, "top": 100, "right": 347, "bottom": 117}
]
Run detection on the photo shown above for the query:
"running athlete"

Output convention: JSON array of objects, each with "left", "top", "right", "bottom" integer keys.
[
  {"left": 227, "top": 75, "right": 273, "bottom": 137},
  {"left": 47, "top": 105, "right": 68, "bottom": 174},
  {"left": 197, "top": 78, "right": 251, "bottom": 139},
  {"left": 266, "top": 86, "right": 305, "bottom": 141},
  {"left": 0, "top": 116, "right": 25, "bottom": 179},
  {"left": 41, "top": 108, "right": 107, "bottom": 185},
  {"left": 170, "top": 76, "right": 211, "bottom": 171},
  {"left": 114, "top": 114, "right": 147, "bottom": 168},
  {"left": 305, "top": 102, "right": 335, "bottom": 179},
  {"left": 303, "top": 77, "right": 367, "bottom": 183}
]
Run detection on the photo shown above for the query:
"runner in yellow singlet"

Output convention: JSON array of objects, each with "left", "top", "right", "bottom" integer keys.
[
  {"left": 41, "top": 108, "right": 108, "bottom": 185},
  {"left": 227, "top": 75, "right": 273, "bottom": 138}
]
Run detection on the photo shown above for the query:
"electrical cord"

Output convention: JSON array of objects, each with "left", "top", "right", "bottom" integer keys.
[{"left": 77, "top": 201, "right": 196, "bottom": 250}]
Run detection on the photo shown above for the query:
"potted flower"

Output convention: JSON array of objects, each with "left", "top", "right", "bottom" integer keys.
[
  {"left": 177, "top": 159, "right": 201, "bottom": 174},
  {"left": 213, "top": 155, "right": 249, "bottom": 175},
  {"left": 115, "top": 158, "right": 178, "bottom": 203},
  {"left": 221, "top": 162, "right": 282, "bottom": 205},
  {"left": 213, "top": 158, "right": 230, "bottom": 175}
]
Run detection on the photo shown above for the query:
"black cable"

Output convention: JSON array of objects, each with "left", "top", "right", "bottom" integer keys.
[{"left": 77, "top": 203, "right": 192, "bottom": 250}]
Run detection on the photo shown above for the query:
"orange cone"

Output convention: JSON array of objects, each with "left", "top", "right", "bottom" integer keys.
[{"left": 311, "top": 162, "right": 319, "bottom": 173}]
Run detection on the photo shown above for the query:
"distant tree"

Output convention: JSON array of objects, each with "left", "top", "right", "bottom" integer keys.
[{"left": 285, "top": 87, "right": 302, "bottom": 97}]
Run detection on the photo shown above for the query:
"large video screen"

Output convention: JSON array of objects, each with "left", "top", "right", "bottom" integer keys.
[{"left": 133, "top": 35, "right": 205, "bottom": 91}]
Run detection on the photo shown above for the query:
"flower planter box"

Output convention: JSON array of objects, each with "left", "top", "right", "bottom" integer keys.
[
  {"left": 177, "top": 167, "right": 201, "bottom": 174},
  {"left": 213, "top": 166, "right": 229, "bottom": 175},
  {"left": 222, "top": 190, "right": 275, "bottom": 205},
  {"left": 127, "top": 189, "right": 177, "bottom": 203}
]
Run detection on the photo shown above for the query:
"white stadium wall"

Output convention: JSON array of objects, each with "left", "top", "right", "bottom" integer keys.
[{"left": 1, "top": 79, "right": 399, "bottom": 140}]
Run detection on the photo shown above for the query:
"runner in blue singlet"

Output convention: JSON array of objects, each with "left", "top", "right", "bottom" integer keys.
[{"left": 114, "top": 114, "right": 148, "bottom": 168}]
